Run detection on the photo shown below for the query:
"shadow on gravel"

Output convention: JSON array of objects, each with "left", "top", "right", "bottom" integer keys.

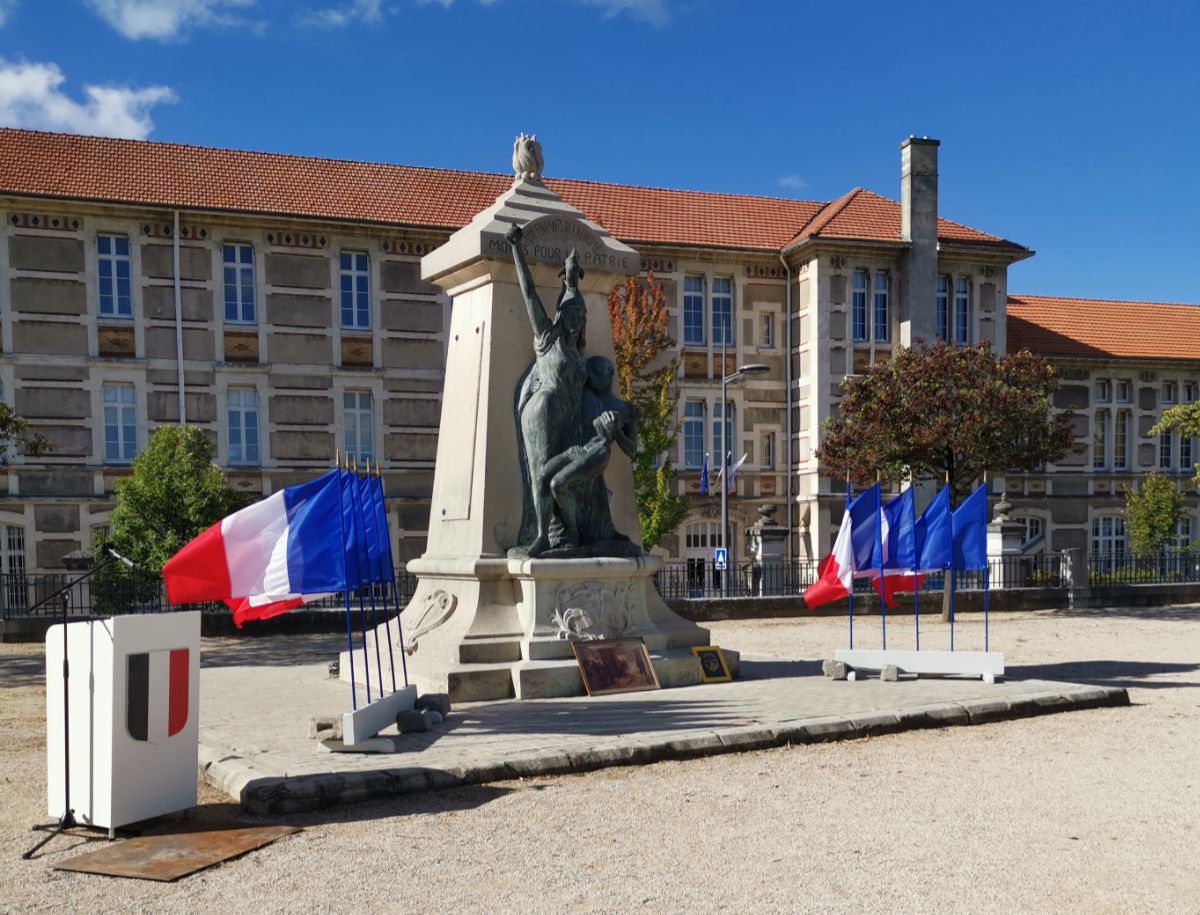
[
  {"left": 0, "top": 653, "right": 44, "bottom": 689},
  {"left": 200, "top": 633, "right": 349, "bottom": 669},
  {"left": 1008, "top": 659, "right": 1200, "bottom": 690},
  {"left": 739, "top": 658, "right": 823, "bottom": 680},
  {"left": 178, "top": 783, "right": 519, "bottom": 828},
  {"left": 1056, "top": 605, "right": 1199, "bottom": 622}
]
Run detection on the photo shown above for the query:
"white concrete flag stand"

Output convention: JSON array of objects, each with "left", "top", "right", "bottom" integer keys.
[
  {"left": 834, "top": 648, "right": 1004, "bottom": 683},
  {"left": 45, "top": 611, "right": 200, "bottom": 830}
]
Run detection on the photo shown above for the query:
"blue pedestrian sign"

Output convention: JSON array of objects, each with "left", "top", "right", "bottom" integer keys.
[{"left": 714, "top": 548, "right": 727, "bottom": 571}]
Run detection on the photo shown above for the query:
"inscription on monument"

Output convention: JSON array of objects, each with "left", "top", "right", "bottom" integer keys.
[{"left": 485, "top": 216, "right": 639, "bottom": 274}]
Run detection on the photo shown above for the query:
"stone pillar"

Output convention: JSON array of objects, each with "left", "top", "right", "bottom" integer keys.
[
  {"left": 899, "top": 136, "right": 939, "bottom": 348},
  {"left": 343, "top": 142, "right": 723, "bottom": 701},
  {"left": 746, "top": 505, "right": 788, "bottom": 596}
]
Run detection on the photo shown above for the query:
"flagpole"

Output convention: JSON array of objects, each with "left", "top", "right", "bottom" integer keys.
[
  {"left": 875, "top": 472, "right": 886, "bottom": 651},
  {"left": 846, "top": 474, "right": 854, "bottom": 651},
  {"left": 983, "top": 470, "right": 990, "bottom": 653},
  {"left": 375, "top": 466, "right": 410, "bottom": 688},
  {"left": 720, "top": 336, "right": 728, "bottom": 599},
  {"left": 355, "top": 459, "right": 385, "bottom": 699},
  {"left": 948, "top": 472, "right": 955, "bottom": 654},
  {"left": 343, "top": 458, "right": 372, "bottom": 704},
  {"left": 349, "top": 458, "right": 381, "bottom": 701},
  {"left": 335, "top": 452, "right": 357, "bottom": 712},
  {"left": 909, "top": 470, "right": 919, "bottom": 651},
  {"left": 370, "top": 460, "right": 399, "bottom": 693}
]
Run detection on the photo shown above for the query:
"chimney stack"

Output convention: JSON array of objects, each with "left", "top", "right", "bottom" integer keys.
[{"left": 899, "top": 136, "right": 939, "bottom": 346}]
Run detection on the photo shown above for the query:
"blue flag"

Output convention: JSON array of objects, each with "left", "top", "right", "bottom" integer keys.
[
  {"left": 915, "top": 484, "right": 952, "bottom": 571},
  {"left": 848, "top": 483, "right": 881, "bottom": 574},
  {"left": 339, "top": 469, "right": 364, "bottom": 589},
  {"left": 952, "top": 483, "right": 989, "bottom": 570},
  {"left": 699, "top": 455, "right": 709, "bottom": 496},
  {"left": 872, "top": 487, "right": 916, "bottom": 570},
  {"left": 358, "top": 471, "right": 382, "bottom": 585},
  {"left": 370, "top": 474, "right": 396, "bottom": 582}
]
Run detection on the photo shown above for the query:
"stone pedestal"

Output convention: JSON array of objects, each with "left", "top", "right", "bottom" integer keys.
[
  {"left": 746, "top": 505, "right": 789, "bottom": 596},
  {"left": 342, "top": 150, "right": 730, "bottom": 702}
]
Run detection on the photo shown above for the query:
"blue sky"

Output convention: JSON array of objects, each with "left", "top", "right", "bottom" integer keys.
[{"left": 1, "top": 0, "right": 1197, "bottom": 302}]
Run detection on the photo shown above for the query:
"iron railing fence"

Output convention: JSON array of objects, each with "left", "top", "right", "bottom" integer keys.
[
  {"left": 0, "top": 571, "right": 419, "bottom": 620},
  {"left": 653, "top": 552, "right": 1065, "bottom": 600},
  {"left": 1088, "top": 550, "right": 1200, "bottom": 586}
]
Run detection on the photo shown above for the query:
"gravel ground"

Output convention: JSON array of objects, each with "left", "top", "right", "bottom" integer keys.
[{"left": 1, "top": 606, "right": 1197, "bottom": 914}]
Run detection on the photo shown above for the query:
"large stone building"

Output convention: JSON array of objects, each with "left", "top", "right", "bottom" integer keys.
[{"left": 0, "top": 128, "right": 1195, "bottom": 580}]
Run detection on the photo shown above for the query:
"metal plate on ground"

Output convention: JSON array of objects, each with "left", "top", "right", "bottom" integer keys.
[{"left": 53, "top": 822, "right": 301, "bottom": 881}]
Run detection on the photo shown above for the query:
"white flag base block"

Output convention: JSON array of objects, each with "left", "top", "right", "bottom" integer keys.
[
  {"left": 834, "top": 649, "right": 1004, "bottom": 683},
  {"left": 341, "top": 685, "right": 417, "bottom": 746}
]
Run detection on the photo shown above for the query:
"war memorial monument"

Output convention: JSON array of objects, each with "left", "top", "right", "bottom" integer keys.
[{"left": 343, "top": 136, "right": 734, "bottom": 701}]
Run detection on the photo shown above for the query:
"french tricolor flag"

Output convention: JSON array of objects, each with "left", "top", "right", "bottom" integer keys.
[
  {"left": 803, "top": 485, "right": 880, "bottom": 609},
  {"left": 163, "top": 470, "right": 347, "bottom": 627}
]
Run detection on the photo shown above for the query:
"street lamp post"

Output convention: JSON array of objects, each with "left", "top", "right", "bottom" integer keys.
[{"left": 719, "top": 336, "right": 769, "bottom": 596}]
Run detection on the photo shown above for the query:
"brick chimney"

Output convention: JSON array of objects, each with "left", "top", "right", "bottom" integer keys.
[{"left": 899, "top": 136, "right": 939, "bottom": 347}]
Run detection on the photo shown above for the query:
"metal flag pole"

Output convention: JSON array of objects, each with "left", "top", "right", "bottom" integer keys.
[
  {"left": 370, "top": 460, "right": 398, "bottom": 693},
  {"left": 875, "top": 471, "right": 886, "bottom": 651},
  {"left": 846, "top": 474, "right": 854, "bottom": 650},
  {"left": 374, "top": 466, "right": 410, "bottom": 687},
  {"left": 947, "top": 471, "right": 955, "bottom": 653},
  {"left": 909, "top": 469, "right": 920, "bottom": 651},
  {"left": 983, "top": 471, "right": 990, "bottom": 653},
  {"left": 346, "top": 459, "right": 376, "bottom": 702},
  {"left": 353, "top": 459, "right": 385, "bottom": 698},
  {"left": 335, "top": 452, "right": 357, "bottom": 711}
]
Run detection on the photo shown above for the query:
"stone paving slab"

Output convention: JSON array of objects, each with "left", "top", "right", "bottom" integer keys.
[{"left": 198, "top": 656, "right": 1129, "bottom": 815}]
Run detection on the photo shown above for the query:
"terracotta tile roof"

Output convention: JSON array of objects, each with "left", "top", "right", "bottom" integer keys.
[
  {"left": 1008, "top": 294, "right": 1200, "bottom": 362},
  {"left": 0, "top": 128, "right": 1021, "bottom": 254},
  {"left": 786, "top": 187, "right": 1027, "bottom": 252}
]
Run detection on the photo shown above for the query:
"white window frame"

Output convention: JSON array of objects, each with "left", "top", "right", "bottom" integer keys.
[
  {"left": 762, "top": 431, "right": 776, "bottom": 470},
  {"left": 1012, "top": 515, "right": 1044, "bottom": 548},
  {"left": 1, "top": 525, "right": 26, "bottom": 608},
  {"left": 1115, "top": 379, "right": 1132, "bottom": 403},
  {"left": 953, "top": 277, "right": 970, "bottom": 345},
  {"left": 97, "top": 234, "right": 132, "bottom": 319},
  {"left": 851, "top": 270, "right": 868, "bottom": 342},
  {"left": 1094, "top": 378, "right": 1112, "bottom": 404},
  {"left": 682, "top": 275, "right": 705, "bottom": 347},
  {"left": 222, "top": 243, "right": 257, "bottom": 324},
  {"left": 873, "top": 271, "right": 890, "bottom": 343},
  {"left": 227, "top": 387, "right": 260, "bottom": 466},
  {"left": 1114, "top": 409, "right": 1130, "bottom": 471},
  {"left": 683, "top": 401, "right": 705, "bottom": 469},
  {"left": 711, "top": 277, "right": 734, "bottom": 347},
  {"left": 343, "top": 390, "right": 375, "bottom": 463},
  {"left": 102, "top": 382, "right": 137, "bottom": 464},
  {"left": 1159, "top": 430, "right": 1174, "bottom": 470},
  {"left": 1092, "top": 410, "right": 1110, "bottom": 470},
  {"left": 340, "top": 250, "right": 371, "bottom": 330},
  {"left": 1091, "top": 515, "right": 1126, "bottom": 562},
  {"left": 760, "top": 312, "right": 775, "bottom": 348},
  {"left": 1162, "top": 381, "right": 1177, "bottom": 405}
]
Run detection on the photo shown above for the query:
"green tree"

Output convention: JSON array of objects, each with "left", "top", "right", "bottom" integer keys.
[
  {"left": 608, "top": 271, "right": 689, "bottom": 549},
  {"left": 817, "top": 342, "right": 1076, "bottom": 502},
  {"left": 104, "top": 425, "right": 249, "bottom": 572},
  {"left": 1151, "top": 403, "right": 1200, "bottom": 491},
  {"left": 0, "top": 403, "right": 52, "bottom": 462},
  {"left": 1124, "top": 474, "right": 1184, "bottom": 558}
]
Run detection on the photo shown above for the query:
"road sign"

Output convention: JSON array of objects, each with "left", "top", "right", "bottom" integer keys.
[{"left": 714, "top": 548, "right": 727, "bottom": 571}]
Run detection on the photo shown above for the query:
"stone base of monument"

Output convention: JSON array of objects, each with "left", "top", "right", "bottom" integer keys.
[{"left": 341, "top": 554, "right": 737, "bottom": 703}]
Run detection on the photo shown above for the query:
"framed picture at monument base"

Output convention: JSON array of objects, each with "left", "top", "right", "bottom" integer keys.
[
  {"left": 691, "top": 645, "right": 732, "bottom": 683},
  {"left": 571, "top": 637, "right": 661, "bottom": 696}
]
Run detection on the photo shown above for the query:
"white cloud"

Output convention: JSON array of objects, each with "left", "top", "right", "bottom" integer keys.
[
  {"left": 580, "top": 0, "right": 668, "bottom": 25},
  {"left": 778, "top": 174, "right": 809, "bottom": 191},
  {"left": 86, "top": 0, "right": 255, "bottom": 41},
  {"left": 0, "top": 58, "right": 175, "bottom": 139},
  {"left": 299, "top": 0, "right": 384, "bottom": 27},
  {"left": 0, "top": 0, "right": 18, "bottom": 28}
]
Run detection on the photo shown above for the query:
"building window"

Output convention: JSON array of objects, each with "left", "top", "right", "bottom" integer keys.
[
  {"left": 343, "top": 391, "right": 374, "bottom": 463},
  {"left": 873, "top": 272, "right": 890, "bottom": 342},
  {"left": 1184, "top": 382, "right": 1198, "bottom": 403},
  {"left": 1181, "top": 433, "right": 1193, "bottom": 474},
  {"left": 223, "top": 243, "right": 256, "bottom": 323},
  {"left": 852, "top": 270, "right": 868, "bottom": 342},
  {"left": 954, "top": 277, "right": 970, "bottom": 345},
  {"left": 1176, "top": 517, "right": 1194, "bottom": 551},
  {"left": 1094, "top": 378, "right": 1112, "bottom": 404},
  {"left": 97, "top": 234, "right": 132, "bottom": 318},
  {"left": 340, "top": 251, "right": 370, "bottom": 330},
  {"left": 1115, "top": 379, "right": 1132, "bottom": 403},
  {"left": 683, "top": 275, "right": 705, "bottom": 346},
  {"left": 1092, "top": 515, "right": 1126, "bottom": 561},
  {"left": 762, "top": 431, "right": 776, "bottom": 469},
  {"left": 712, "top": 277, "right": 733, "bottom": 347},
  {"left": 936, "top": 275, "right": 950, "bottom": 342},
  {"left": 1162, "top": 381, "right": 1177, "bottom": 405},
  {"left": 1013, "top": 516, "right": 1044, "bottom": 547},
  {"left": 1114, "top": 410, "right": 1130, "bottom": 470},
  {"left": 227, "top": 387, "right": 260, "bottom": 465},
  {"left": 683, "top": 401, "right": 705, "bottom": 469},
  {"left": 1, "top": 525, "right": 26, "bottom": 609},
  {"left": 760, "top": 312, "right": 775, "bottom": 348},
  {"left": 1092, "top": 411, "right": 1110, "bottom": 470},
  {"left": 1159, "top": 431, "right": 1173, "bottom": 470},
  {"left": 713, "top": 401, "right": 733, "bottom": 465},
  {"left": 102, "top": 383, "right": 136, "bottom": 463}
]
